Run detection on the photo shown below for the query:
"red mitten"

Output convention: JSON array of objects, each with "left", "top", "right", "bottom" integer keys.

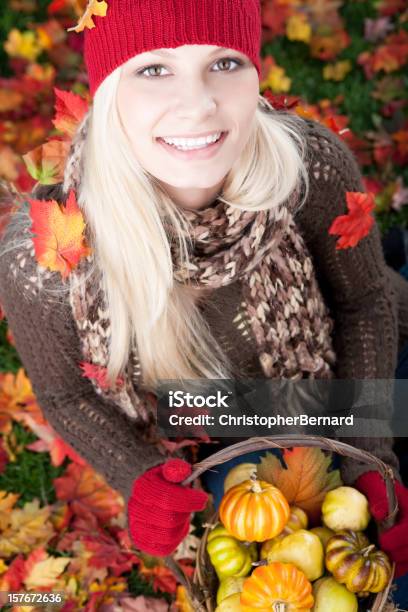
[
  {"left": 356, "top": 470, "right": 408, "bottom": 578},
  {"left": 127, "top": 458, "right": 208, "bottom": 556}
]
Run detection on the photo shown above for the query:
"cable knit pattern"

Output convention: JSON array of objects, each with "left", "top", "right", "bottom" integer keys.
[{"left": 0, "top": 118, "right": 407, "bottom": 512}]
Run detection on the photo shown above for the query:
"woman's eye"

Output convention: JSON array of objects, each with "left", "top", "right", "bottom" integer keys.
[
  {"left": 139, "top": 65, "right": 170, "bottom": 77},
  {"left": 212, "top": 58, "right": 243, "bottom": 72},
  {"left": 136, "top": 57, "right": 243, "bottom": 78}
]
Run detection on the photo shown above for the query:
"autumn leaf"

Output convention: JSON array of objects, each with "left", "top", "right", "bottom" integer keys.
[
  {"left": 28, "top": 189, "right": 92, "bottom": 279},
  {"left": 257, "top": 447, "right": 342, "bottom": 524},
  {"left": 323, "top": 59, "right": 352, "bottom": 81},
  {"left": 82, "top": 530, "right": 140, "bottom": 575},
  {"left": 262, "top": 90, "right": 301, "bottom": 111},
  {"left": 0, "top": 499, "right": 56, "bottom": 557},
  {"left": 364, "top": 16, "right": 394, "bottom": 44},
  {"left": 261, "top": 64, "right": 292, "bottom": 93},
  {"left": 286, "top": 14, "right": 312, "bottom": 44},
  {"left": 23, "top": 414, "right": 88, "bottom": 467},
  {"left": 262, "top": 0, "right": 296, "bottom": 39},
  {"left": 0, "top": 491, "right": 20, "bottom": 531},
  {"left": 0, "top": 554, "right": 26, "bottom": 591},
  {"left": 376, "top": 0, "right": 406, "bottom": 16},
  {"left": 47, "top": 0, "right": 71, "bottom": 13},
  {"left": 4, "top": 28, "right": 43, "bottom": 61},
  {"left": 0, "top": 442, "right": 9, "bottom": 475},
  {"left": 52, "top": 88, "right": 89, "bottom": 138},
  {"left": 67, "top": 0, "right": 108, "bottom": 33},
  {"left": 0, "top": 144, "right": 21, "bottom": 182},
  {"left": 0, "top": 89, "right": 23, "bottom": 112},
  {"left": 53, "top": 462, "right": 124, "bottom": 523},
  {"left": 322, "top": 115, "right": 351, "bottom": 137},
  {"left": 393, "top": 128, "right": 408, "bottom": 163},
  {"left": 23, "top": 138, "right": 71, "bottom": 185},
  {"left": 24, "top": 547, "right": 71, "bottom": 590},
  {"left": 0, "top": 368, "right": 35, "bottom": 409},
  {"left": 139, "top": 563, "right": 178, "bottom": 594},
  {"left": 328, "top": 191, "right": 375, "bottom": 249},
  {"left": 79, "top": 361, "right": 125, "bottom": 390},
  {"left": 310, "top": 28, "right": 351, "bottom": 62}
]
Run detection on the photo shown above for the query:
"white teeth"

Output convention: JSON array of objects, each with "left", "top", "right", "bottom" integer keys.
[{"left": 162, "top": 132, "right": 222, "bottom": 149}]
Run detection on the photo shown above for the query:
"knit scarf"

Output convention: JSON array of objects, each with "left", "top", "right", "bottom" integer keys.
[{"left": 63, "top": 110, "right": 337, "bottom": 424}]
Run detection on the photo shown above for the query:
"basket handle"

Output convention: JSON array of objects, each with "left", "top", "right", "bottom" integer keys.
[{"left": 165, "top": 435, "right": 399, "bottom": 610}]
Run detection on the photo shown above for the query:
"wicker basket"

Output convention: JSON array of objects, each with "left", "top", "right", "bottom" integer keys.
[{"left": 164, "top": 435, "right": 399, "bottom": 612}]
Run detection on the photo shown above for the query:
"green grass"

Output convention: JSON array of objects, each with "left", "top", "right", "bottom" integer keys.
[
  {"left": 0, "top": 320, "right": 22, "bottom": 374},
  {"left": 0, "top": 422, "right": 67, "bottom": 507}
]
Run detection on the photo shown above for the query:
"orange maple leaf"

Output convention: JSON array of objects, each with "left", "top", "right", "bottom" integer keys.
[
  {"left": 28, "top": 189, "right": 92, "bottom": 279},
  {"left": 67, "top": 0, "right": 108, "bottom": 33},
  {"left": 328, "top": 191, "right": 375, "bottom": 250},
  {"left": 257, "top": 447, "right": 342, "bottom": 524}
]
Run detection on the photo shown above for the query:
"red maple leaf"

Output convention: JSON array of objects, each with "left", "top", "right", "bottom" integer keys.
[
  {"left": 53, "top": 462, "right": 124, "bottom": 523},
  {"left": 323, "top": 115, "right": 351, "bottom": 138},
  {"left": 52, "top": 88, "right": 89, "bottom": 137},
  {"left": 79, "top": 361, "right": 125, "bottom": 390},
  {"left": 328, "top": 192, "right": 375, "bottom": 250},
  {"left": 263, "top": 90, "right": 301, "bottom": 111}
]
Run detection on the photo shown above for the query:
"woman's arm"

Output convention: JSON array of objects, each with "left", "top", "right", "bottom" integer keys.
[
  {"left": 295, "top": 118, "right": 401, "bottom": 483},
  {"left": 0, "top": 226, "right": 165, "bottom": 507}
]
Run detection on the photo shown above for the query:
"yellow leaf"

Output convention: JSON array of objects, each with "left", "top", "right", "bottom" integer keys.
[
  {"left": 0, "top": 500, "right": 55, "bottom": 558},
  {"left": 24, "top": 556, "right": 71, "bottom": 590},
  {"left": 286, "top": 14, "right": 312, "bottom": 43},
  {"left": 67, "top": 0, "right": 108, "bottom": 33},
  {"left": 323, "top": 59, "right": 352, "bottom": 81},
  {"left": 4, "top": 29, "right": 42, "bottom": 62},
  {"left": 261, "top": 66, "right": 292, "bottom": 93}
]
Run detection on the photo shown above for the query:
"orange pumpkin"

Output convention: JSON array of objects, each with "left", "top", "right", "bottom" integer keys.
[
  {"left": 219, "top": 476, "right": 290, "bottom": 541},
  {"left": 240, "top": 563, "right": 314, "bottom": 611}
]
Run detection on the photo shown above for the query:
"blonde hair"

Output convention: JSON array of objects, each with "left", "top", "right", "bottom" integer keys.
[{"left": 1, "top": 65, "right": 310, "bottom": 390}]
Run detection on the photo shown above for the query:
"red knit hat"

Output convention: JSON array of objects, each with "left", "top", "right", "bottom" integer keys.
[{"left": 84, "top": 0, "right": 262, "bottom": 97}]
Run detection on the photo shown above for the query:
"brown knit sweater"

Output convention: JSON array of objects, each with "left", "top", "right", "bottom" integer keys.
[{"left": 1, "top": 118, "right": 408, "bottom": 507}]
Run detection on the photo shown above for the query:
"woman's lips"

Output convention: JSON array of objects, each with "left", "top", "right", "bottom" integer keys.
[{"left": 156, "top": 131, "right": 228, "bottom": 161}]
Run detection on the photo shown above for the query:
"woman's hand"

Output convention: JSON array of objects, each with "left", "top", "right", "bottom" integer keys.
[
  {"left": 127, "top": 458, "right": 208, "bottom": 556},
  {"left": 356, "top": 471, "right": 408, "bottom": 577}
]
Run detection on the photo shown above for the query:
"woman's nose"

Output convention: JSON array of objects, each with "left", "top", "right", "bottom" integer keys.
[{"left": 174, "top": 80, "right": 217, "bottom": 120}]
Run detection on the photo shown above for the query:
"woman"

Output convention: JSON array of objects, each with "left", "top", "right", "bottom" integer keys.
[{"left": 1, "top": 0, "right": 408, "bottom": 593}]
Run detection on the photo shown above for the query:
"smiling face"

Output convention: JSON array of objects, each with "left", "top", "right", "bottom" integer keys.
[{"left": 116, "top": 44, "right": 260, "bottom": 210}]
